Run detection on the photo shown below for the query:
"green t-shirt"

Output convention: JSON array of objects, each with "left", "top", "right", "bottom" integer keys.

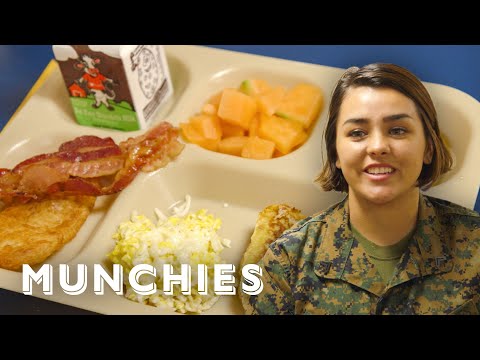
[{"left": 351, "top": 224, "right": 413, "bottom": 284}]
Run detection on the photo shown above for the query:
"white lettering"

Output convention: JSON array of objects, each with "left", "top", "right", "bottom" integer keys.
[
  {"left": 22, "top": 264, "right": 53, "bottom": 295},
  {"left": 93, "top": 264, "right": 123, "bottom": 295},
  {"left": 197, "top": 264, "right": 208, "bottom": 295},
  {"left": 129, "top": 264, "right": 156, "bottom": 296},
  {"left": 163, "top": 264, "right": 191, "bottom": 295},
  {"left": 21, "top": 263, "right": 264, "bottom": 296},
  {"left": 59, "top": 264, "right": 87, "bottom": 295},
  {"left": 241, "top": 264, "right": 263, "bottom": 295},
  {"left": 214, "top": 264, "right": 236, "bottom": 295}
]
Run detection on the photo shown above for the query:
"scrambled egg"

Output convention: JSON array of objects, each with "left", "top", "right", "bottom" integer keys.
[{"left": 108, "top": 196, "right": 230, "bottom": 314}]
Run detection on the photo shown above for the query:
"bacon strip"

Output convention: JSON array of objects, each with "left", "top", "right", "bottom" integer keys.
[
  {"left": 0, "top": 122, "right": 184, "bottom": 204},
  {"left": 58, "top": 135, "right": 117, "bottom": 152}
]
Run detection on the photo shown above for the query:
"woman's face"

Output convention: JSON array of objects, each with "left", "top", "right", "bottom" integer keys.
[{"left": 335, "top": 86, "right": 431, "bottom": 205}]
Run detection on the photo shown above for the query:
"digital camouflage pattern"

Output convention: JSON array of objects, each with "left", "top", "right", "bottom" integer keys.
[{"left": 240, "top": 194, "right": 480, "bottom": 315}]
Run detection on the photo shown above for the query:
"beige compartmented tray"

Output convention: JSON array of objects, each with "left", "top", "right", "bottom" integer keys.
[{"left": 0, "top": 45, "right": 479, "bottom": 314}]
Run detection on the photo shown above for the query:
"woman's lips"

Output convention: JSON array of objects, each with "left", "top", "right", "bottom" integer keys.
[{"left": 364, "top": 169, "right": 396, "bottom": 181}]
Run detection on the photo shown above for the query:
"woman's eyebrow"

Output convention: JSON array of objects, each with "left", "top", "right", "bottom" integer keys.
[
  {"left": 342, "top": 113, "right": 413, "bottom": 127},
  {"left": 383, "top": 113, "right": 413, "bottom": 121},
  {"left": 342, "top": 118, "right": 368, "bottom": 126}
]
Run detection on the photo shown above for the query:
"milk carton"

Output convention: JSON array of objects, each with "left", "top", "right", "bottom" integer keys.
[{"left": 52, "top": 45, "right": 173, "bottom": 131}]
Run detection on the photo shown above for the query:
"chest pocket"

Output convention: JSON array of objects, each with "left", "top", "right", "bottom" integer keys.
[
  {"left": 449, "top": 299, "right": 479, "bottom": 315},
  {"left": 297, "top": 280, "right": 372, "bottom": 315}
]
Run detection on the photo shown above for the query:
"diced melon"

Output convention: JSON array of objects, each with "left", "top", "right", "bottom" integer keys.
[
  {"left": 258, "top": 114, "right": 307, "bottom": 154},
  {"left": 239, "top": 79, "right": 271, "bottom": 97},
  {"left": 292, "top": 130, "right": 309, "bottom": 149},
  {"left": 273, "top": 149, "right": 284, "bottom": 158},
  {"left": 189, "top": 114, "right": 222, "bottom": 140},
  {"left": 182, "top": 78, "right": 324, "bottom": 160},
  {"left": 217, "top": 89, "right": 257, "bottom": 130},
  {"left": 218, "top": 136, "right": 249, "bottom": 156},
  {"left": 220, "top": 120, "right": 245, "bottom": 137},
  {"left": 275, "top": 83, "right": 323, "bottom": 129},
  {"left": 202, "top": 103, "right": 217, "bottom": 116},
  {"left": 241, "top": 136, "right": 275, "bottom": 160},
  {"left": 248, "top": 114, "right": 260, "bottom": 137},
  {"left": 206, "top": 91, "right": 223, "bottom": 107},
  {"left": 257, "top": 86, "right": 286, "bottom": 116},
  {"left": 180, "top": 122, "right": 220, "bottom": 151}
]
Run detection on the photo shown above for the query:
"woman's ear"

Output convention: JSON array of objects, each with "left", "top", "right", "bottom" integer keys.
[{"left": 424, "top": 140, "right": 433, "bottom": 165}]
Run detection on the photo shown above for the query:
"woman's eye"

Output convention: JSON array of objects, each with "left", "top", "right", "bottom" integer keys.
[
  {"left": 349, "top": 129, "right": 366, "bottom": 138},
  {"left": 390, "top": 127, "right": 407, "bottom": 136}
]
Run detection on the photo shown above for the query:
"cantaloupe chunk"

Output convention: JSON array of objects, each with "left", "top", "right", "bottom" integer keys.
[
  {"left": 206, "top": 91, "right": 223, "bottom": 107},
  {"left": 189, "top": 114, "right": 222, "bottom": 140},
  {"left": 273, "top": 149, "right": 284, "bottom": 158},
  {"left": 257, "top": 86, "right": 286, "bottom": 116},
  {"left": 217, "top": 89, "right": 257, "bottom": 130},
  {"left": 258, "top": 114, "right": 307, "bottom": 155},
  {"left": 275, "top": 83, "right": 323, "bottom": 129},
  {"left": 182, "top": 79, "right": 323, "bottom": 159},
  {"left": 202, "top": 103, "right": 217, "bottom": 116},
  {"left": 241, "top": 136, "right": 275, "bottom": 160},
  {"left": 220, "top": 120, "right": 245, "bottom": 137},
  {"left": 248, "top": 114, "right": 260, "bottom": 137},
  {"left": 218, "top": 136, "right": 249, "bottom": 156},
  {"left": 201, "top": 90, "right": 228, "bottom": 116},
  {"left": 292, "top": 130, "right": 309, "bottom": 149},
  {"left": 239, "top": 79, "right": 271, "bottom": 97},
  {"left": 180, "top": 122, "right": 220, "bottom": 151}
]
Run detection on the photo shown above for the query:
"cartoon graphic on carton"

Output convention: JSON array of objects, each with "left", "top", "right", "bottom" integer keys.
[
  {"left": 68, "top": 83, "right": 86, "bottom": 98},
  {"left": 73, "top": 54, "right": 116, "bottom": 111},
  {"left": 53, "top": 45, "right": 173, "bottom": 132}
]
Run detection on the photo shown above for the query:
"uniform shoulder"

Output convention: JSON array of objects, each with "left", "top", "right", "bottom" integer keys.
[
  {"left": 274, "top": 198, "right": 346, "bottom": 250},
  {"left": 426, "top": 195, "right": 480, "bottom": 219}
]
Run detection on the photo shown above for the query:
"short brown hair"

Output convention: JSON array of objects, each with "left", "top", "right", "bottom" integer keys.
[{"left": 316, "top": 63, "right": 453, "bottom": 193}]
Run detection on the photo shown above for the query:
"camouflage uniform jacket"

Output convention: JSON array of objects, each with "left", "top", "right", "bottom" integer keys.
[{"left": 240, "top": 194, "right": 480, "bottom": 315}]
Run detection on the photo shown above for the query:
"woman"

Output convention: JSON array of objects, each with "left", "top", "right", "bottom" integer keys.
[{"left": 240, "top": 63, "right": 480, "bottom": 315}]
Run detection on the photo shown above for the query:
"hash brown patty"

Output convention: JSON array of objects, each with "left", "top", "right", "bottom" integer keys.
[{"left": 0, "top": 196, "right": 96, "bottom": 271}]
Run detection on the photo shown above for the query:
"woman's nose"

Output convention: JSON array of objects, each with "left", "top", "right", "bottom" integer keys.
[{"left": 367, "top": 132, "right": 390, "bottom": 156}]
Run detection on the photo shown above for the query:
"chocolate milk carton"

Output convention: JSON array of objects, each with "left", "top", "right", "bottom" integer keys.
[{"left": 52, "top": 45, "right": 173, "bottom": 131}]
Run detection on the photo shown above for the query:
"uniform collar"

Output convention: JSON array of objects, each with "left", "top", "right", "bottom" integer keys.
[
  {"left": 390, "top": 193, "right": 454, "bottom": 287},
  {"left": 313, "top": 193, "right": 453, "bottom": 297}
]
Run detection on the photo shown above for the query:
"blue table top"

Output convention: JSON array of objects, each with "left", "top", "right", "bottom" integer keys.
[{"left": 0, "top": 45, "right": 479, "bottom": 314}]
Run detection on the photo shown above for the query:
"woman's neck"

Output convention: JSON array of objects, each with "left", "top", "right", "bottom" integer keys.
[{"left": 348, "top": 189, "right": 420, "bottom": 246}]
